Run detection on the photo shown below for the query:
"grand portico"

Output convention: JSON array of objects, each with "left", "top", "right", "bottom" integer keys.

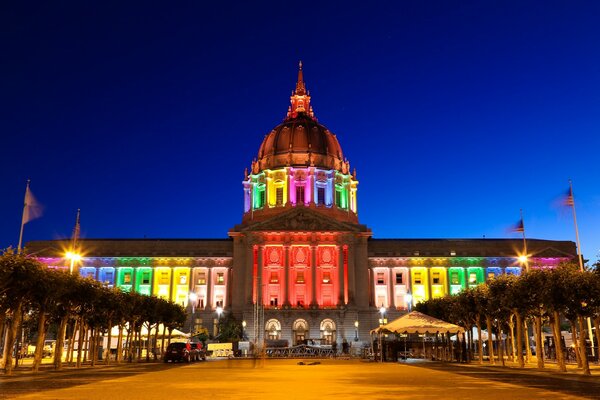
[{"left": 26, "top": 64, "right": 577, "bottom": 348}]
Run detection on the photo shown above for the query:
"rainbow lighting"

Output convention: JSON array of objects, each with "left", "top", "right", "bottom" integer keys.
[{"left": 27, "top": 64, "right": 579, "bottom": 347}]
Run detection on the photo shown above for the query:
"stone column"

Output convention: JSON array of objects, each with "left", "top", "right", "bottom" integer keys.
[
  {"left": 257, "top": 245, "right": 264, "bottom": 307},
  {"left": 205, "top": 267, "right": 212, "bottom": 310},
  {"left": 311, "top": 244, "right": 318, "bottom": 307},
  {"left": 388, "top": 268, "right": 395, "bottom": 309},
  {"left": 283, "top": 244, "right": 290, "bottom": 306},
  {"left": 338, "top": 244, "right": 345, "bottom": 306}
]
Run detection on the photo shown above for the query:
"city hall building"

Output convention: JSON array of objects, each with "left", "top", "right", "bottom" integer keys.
[{"left": 28, "top": 65, "right": 576, "bottom": 346}]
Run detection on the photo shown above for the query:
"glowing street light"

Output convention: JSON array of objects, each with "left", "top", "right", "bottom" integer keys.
[
  {"left": 242, "top": 320, "right": 247, "bottom": 340},
  {"left": 188, "top": 292, "right": 198, "bottom": 336},
  {"left": 216, "top": 306, "right": 223, "bottom": 338},
  {"left": 65, "top": 251, "right": 81, "bottom": 274},
  {"left": 354, "top": 320, "right": 359, "bottom": 341},
  {"left": 378, "top": 305, "right": 387, "bottom": 363},
  {"left": 405, "top": 292, "right": 413, "bottom": 312}
]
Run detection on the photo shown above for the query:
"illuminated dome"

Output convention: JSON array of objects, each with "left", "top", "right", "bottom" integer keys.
[
  {"left": 256, "top": 115, "right": 345, "bottom": 172},
  {"left": 243, "top": 63, "right": 358, "bottom": 224}
]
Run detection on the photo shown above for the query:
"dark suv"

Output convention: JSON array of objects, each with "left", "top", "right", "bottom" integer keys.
[
  {"left": 164, "top": 342, "right": 206, "bottom": 363},
  {"left": 164, "top": 342, "right": 193, "bottom": 363}
]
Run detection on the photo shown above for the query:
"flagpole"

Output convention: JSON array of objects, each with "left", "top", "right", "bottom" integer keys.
[
  {"left": 568, "top": 180, "right": 594, "bottom": 356},
  {"left": 519, "top": 209, "right": 529, "bottom": 272},
  {"left": 17, "top": 180, "right": 31, "bottom": 253},
  {"left": 569, "top": 180, "right": 584, "bottom": 271}
]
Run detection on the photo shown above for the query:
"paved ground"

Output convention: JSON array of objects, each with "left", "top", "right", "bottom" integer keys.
[{"left": 2, "top": 359, "right": 600, "bottom": 399}]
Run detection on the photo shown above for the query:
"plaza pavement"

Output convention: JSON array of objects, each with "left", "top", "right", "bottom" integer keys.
[{"left": 2, "top": 358, "right": 600, "bottom": 399}]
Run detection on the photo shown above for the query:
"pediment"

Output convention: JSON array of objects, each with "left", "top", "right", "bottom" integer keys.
[{"left": 235, "top": 207, "right": 369, "bottom": 233}]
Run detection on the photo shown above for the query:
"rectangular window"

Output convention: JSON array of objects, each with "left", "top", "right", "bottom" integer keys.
[
  {"left": 296, "top": 271, "right": 305, "bottom": 284},
  {"left": 317, "top": 187, "right": 325, "bottom": 205},
  {"left": 179, "top": 274, "right": 187, "bottom": 285},
  {"left": 432, "top": 272, "right": 440, "bottom": 285},
  {"left": 414, "top": 272, "right": 422, "bottom": 284},
  {"left": 296, "top": 296, "right": 304, "bottom": 307},
  {"left": 123, "top": 272, "right": 132, "bottom": 284},
  {"left": 335, "top": 189, "right": 342, "bottom": 207},
  {"left": 470, "top": 273, "right": 478, "bottom": 284},
  {"left": 142, "top": 272, "right": 150, "bottom": 285},
  {"left": 217, "top": 272, "right": 224, "bottom": 284},
  {"left": 395, "top": 273, "right": 403, "bottom": 285},
  {"left": 296, "top": 185, "right": 305, "bottom": 204},
  {"left": 450, "top": 272, "right": 459, "bottom": 285},
  {"left": 270, "top": 297, "right": 278, "bottom": 307},
  {"left": 197, "top": 272, "right": 206, "bottom": 285},
  {"left": 377, "top": 272, "right": 385, "bottom": 285},
  {"left": 160, "top": 271, "right": 169, "bottom": 284},
  {"left": 276, "top": 186, "right": 284, "bottom": 206},
  {"left": 322, "top": 271, "right": 331, "bottom": 283},
  {"left": 270, "top": 271, "right": 279, "bottom": 283}
]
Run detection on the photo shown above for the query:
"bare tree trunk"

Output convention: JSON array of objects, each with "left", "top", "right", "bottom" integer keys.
[
  {"left": 486, "top": 315, "right": 495, "bottom": 365},
  {"left": 496, "top": 320, "right": 505, "bottom": 367},
  {"left": 508, "top": 314, "right": 515, "bottom": 362},
  {"left": 524, "top": 319, "right": 532, "bottom": 363},
  {"left": 534, "top": 315, "right": 545, "bottom": 369},
  {"left": 54, "top": 315, "right": 68, "bottom": 370},
  {"left": 594, "top": 318, "right": 600, "bottom": 362},
  {"left": 552, "top": 311, "right": 566, "bottom": 372},
  {"left": 570, "top": 320, "right": 582, "bottom": 367},
  {"left": 76, "top": 320, "right": 85, "bottom": 368},
  {"left": 146, "top": 323, "right": 151, "bottom": 362},
  {"left": 116, "top": 325, "right": 123, "bottom": 363},
  {"left": 0, "top": 313, "right": 7, "bottom": 370},
  {"left": 105, "top": 319, "right": 113, "bottom": 365},
  {"left": 66, "top": 319, "right": 77, "bottom": 365},
  {"left": 153, "top": 324, "right": 160, "bottom": 361},
  {"left": 83, "top": 326, "right": 91, "bottom": 363},
  {"left": 160, "top": 325, "right": 166, "bottom": 360},
  {"left": 32, "top": 310, "right": 47, "bottom": 372},
  {"left": 578, "top": 316, "right": 590, "bottom": 375},
  {"left": 515, "top": 312, "right": 524, "bottom": 368},
  {"left": 3, "top": 304, "right": 22, "bottom": 375},
  {"left": 476, "top": 316, "right": 483, "bottom": 364}
]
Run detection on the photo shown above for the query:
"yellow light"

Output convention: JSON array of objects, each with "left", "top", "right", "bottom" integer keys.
[
  {"left": 65, "top": 252, "right": 81, "bottom": 261},
  {"left": 518, "top": 255, "right": 528, "bottom": 263}
]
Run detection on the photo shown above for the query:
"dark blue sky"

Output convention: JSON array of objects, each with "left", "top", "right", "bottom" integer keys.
[{"left": 1, "top": 1, "right": 599, "bottom": 261}]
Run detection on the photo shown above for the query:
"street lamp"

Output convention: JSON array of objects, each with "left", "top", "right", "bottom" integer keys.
[
  {"left": 405, "top": 292, "right": 413, "bottom": 312},
  {"left": 188, "top": 292, "right": 198, "bottom": 336},
  {"left": 354, "top": 320, "right": 359, "bottom": 341},
  {"left": 65, "top": 251, "right": 81, "bottom": 274},
  {"left": 378, "top": 305, "right": 387, "bottom": 363},
  {"left": 242, "top": 320, "right": 247, "bottom": 340},
  {"left": 216, "top": 306, "right": 223, "bottom": 338}
]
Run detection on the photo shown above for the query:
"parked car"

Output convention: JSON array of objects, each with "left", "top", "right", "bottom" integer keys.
[
  {"left": 163, "top": 341, "right": 206, "bottom": 363},
  {"left": 163, "top": 342, "right": 193, "bottom": 363}
]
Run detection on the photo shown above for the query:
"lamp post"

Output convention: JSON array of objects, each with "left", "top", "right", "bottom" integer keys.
[
  {"left": 65, "top": 251, "right": 81, "bottom": 274},
  {"left": 188, "top": 292, "right": 198, "bottom": 337},
  {"left": 405, "top": 292, "right": 413, "bottom": 312},
  {"left": 216, "top": 306, "right": 223, "bottom": 338},
  {"left": 379, "top": 305, "right": 387, "bottom": 362},
  {"left": 354, "top": 320, "right": 359, "bottom": 341},
  {"left": 242, "top": 320, "right": 247, "bottom": 341}
]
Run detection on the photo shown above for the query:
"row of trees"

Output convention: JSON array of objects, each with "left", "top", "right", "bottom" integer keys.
[
  {"left": 0, "top": 249, "right": 187, "bottom": 375},
  {"left": 415, "top": 262, "right": 600, "bottom": 375}
]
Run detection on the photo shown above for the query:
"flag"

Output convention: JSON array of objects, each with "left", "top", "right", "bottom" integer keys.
[
  {"left": 510, "top": 218, "right": 524, "bottom": 233},
  {"left": 21, "top": 184, "right": 43, "bottom": 224},
  {"left": 563, "top": 186, "right": 575, "bottom": 207},
  {"left": 71, "top": 209, "right": 81, "bottom": 248}
]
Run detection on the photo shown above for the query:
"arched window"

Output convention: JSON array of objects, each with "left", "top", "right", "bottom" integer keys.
[
  {"left": 292, "top": 319, "right": 309, "bottom": 345},
  {"left": 265, "top": 319, "right": 281, "bottom": 340},
  {"left": 320, "top": 319, "right": 336, "bottom": 345}
]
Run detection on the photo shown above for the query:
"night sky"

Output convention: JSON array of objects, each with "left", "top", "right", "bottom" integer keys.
[{"left": 1, "top": 1, "right": 599, "bottom": 262}]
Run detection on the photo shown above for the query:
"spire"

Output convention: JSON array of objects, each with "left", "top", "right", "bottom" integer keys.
[
  {"left": 287, "top": 61, "right": 315, "bottom": 120},
  {"left": 295, "top": 61, "right": 306, "bottom": 95},
  {"left": 71, "top": 208, "right": 81, "bottom": 250}
]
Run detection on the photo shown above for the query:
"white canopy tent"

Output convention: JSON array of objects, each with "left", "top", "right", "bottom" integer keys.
[{"left": 371, "top": 311, "right": 465, "bottom": 335}]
